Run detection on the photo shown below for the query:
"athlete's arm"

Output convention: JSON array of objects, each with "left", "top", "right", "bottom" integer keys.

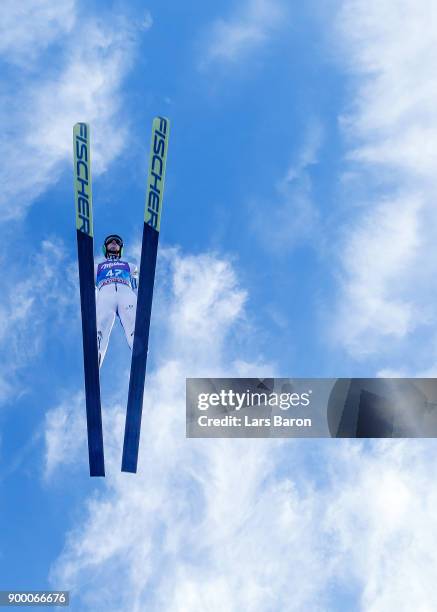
[{"left": 130, "top": 263, "right": 139, "bottom": 292}]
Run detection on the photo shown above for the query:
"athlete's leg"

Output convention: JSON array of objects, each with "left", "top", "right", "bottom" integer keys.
[
  {"left": 96, "top": 285, "right": 117, "bottom": 367},
  {"left": 117, "top": 285, "right": 137, "bottom": 350}
]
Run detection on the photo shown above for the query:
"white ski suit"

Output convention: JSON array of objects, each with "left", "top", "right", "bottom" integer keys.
[{"left": 95, "top": 258, "right": 138, "bottom": 367}]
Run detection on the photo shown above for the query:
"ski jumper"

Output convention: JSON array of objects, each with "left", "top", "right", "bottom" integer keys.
[{"left": 95, "top": 258, "right": 138, "bottom": 367}]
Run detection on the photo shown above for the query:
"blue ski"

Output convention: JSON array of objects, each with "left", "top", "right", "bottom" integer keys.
[
  {"left": 73, "top": 123, "right": 105, "bottom": 477},
  {"left": 122, "top": 117, "right": 170, "bottom": 473}
]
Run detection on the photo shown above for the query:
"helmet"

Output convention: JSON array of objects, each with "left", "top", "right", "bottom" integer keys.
[{"left": 103, "top": 234, "right": 124, "bottom": 258}]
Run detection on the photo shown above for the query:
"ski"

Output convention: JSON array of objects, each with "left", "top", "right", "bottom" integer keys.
[
  {"left": 121, "top": 117, "right": 170, "bottom": 473},
  {"left": 73, "top": 123, "right": 105, "bottom": 477}
]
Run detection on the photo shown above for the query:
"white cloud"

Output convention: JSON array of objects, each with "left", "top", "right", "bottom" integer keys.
[
  {"left": 0, "top": 2, "right": 139, "bottom": 221},
  {"left": 332, "top": 0, "right": 437, "bottom": 362},
  {"left": 0, "top": 239, "right": 77, "bottom": 403},
  {"left": 48, "top": 250, "right": 340, "bottom": 612},
  {"left": 333, "top": 193, "right": 422, "bottom": 357},
  {"left": 325, "top": 439, "right": 437, "bottom": 611},
  {"left": 166, "top": 251, "right": 247, "bottom": 368},
  {"left": 0, "top": 0, "right": 76, "bottom": 64},
  {"left": 44, "top": 393, "right": 87, "bottom": 479},
  {"left": 141, "top": 10, "right": 153, "bottom": 31},
  {"left": 199, "top": 0, "right": 286, "bottom": 68},
  {"left": 45, "top": 248, "right": 437, "bottom": 610},
  {"left": 250, "top": 122, "right": 322, "bottom": 254}
]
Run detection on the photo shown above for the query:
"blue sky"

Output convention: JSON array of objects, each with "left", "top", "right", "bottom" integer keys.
[{"left": 2, "top": 0, "right": 437, "bottom": 610}]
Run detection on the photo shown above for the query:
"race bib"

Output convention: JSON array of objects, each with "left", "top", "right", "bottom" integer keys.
[{"left": 96, "top": 260, "right": 132, "bottom": 289}]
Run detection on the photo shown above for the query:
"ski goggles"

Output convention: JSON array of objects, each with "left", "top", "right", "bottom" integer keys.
[{"left": 104, "top": 235, "right": 123, "bottom": 247}]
